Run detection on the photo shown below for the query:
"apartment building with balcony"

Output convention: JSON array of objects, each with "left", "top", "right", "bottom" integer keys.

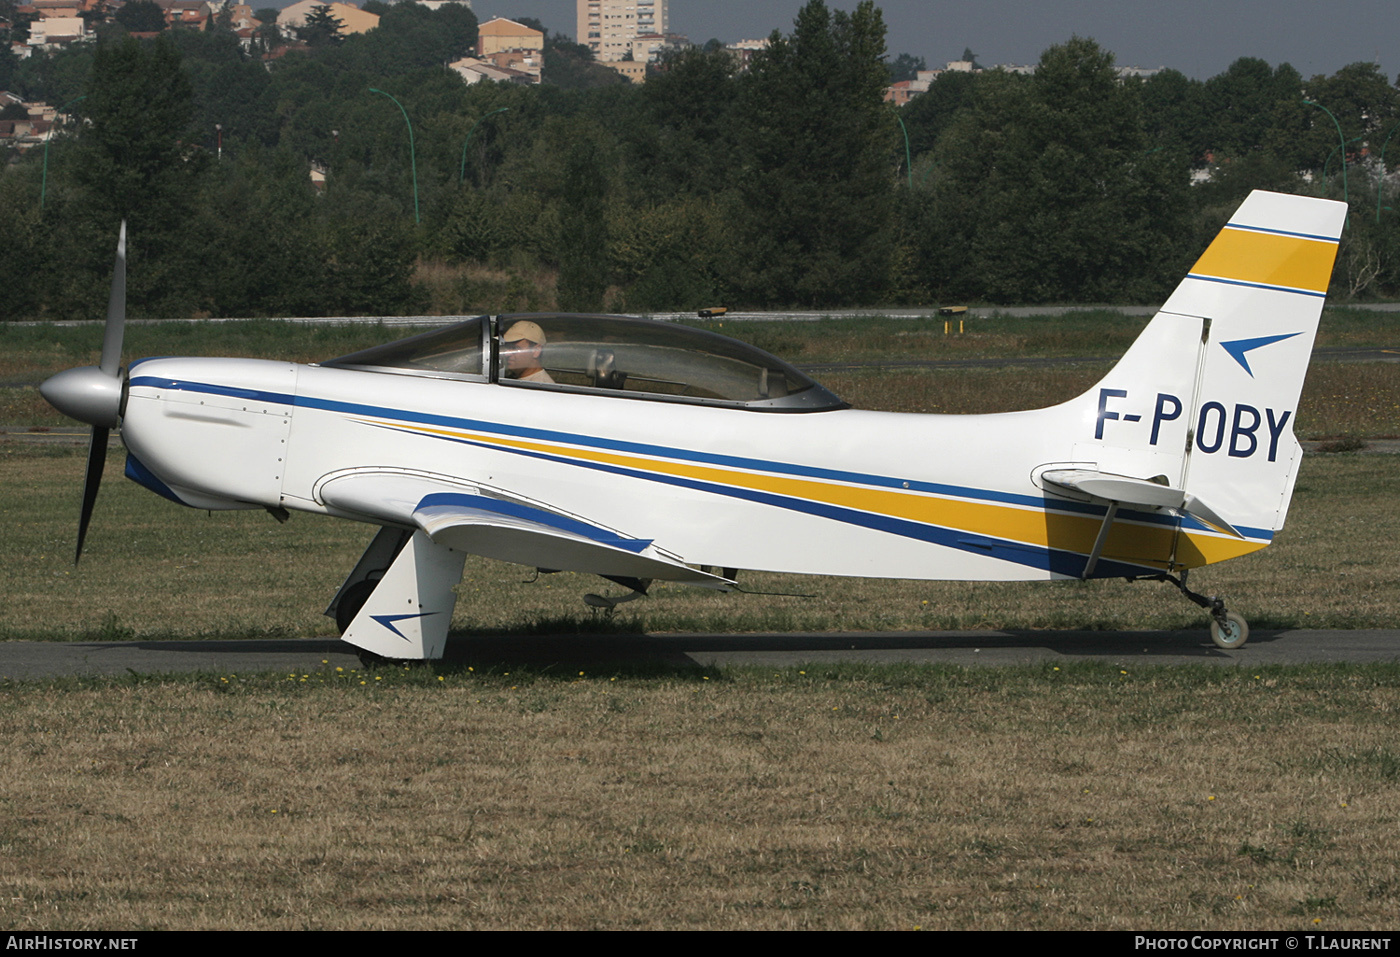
[{"left": 577, "top": 0, "right": 667, "bottom": 62}]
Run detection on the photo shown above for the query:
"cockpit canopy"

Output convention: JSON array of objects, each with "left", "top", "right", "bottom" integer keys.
[{"left": 322, "top": 314, "right": 845, "bottom": 412}]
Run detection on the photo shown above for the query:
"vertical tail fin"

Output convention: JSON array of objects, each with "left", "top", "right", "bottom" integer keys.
[{"left": 1059, "top": 190, "right": 1345, "bottom": 568}]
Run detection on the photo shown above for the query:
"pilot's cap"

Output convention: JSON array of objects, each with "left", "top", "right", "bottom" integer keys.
[{"left": 502, "top": 320, "right": 546, "bottom": 346}]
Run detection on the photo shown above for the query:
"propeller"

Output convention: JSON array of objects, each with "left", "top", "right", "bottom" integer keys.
[{"left": 39, "top": 221, "right": 128, "bottom": 563}]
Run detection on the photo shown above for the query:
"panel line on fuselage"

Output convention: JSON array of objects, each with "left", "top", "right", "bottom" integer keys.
[
  {"left": 347, "top": 418, "right": 1265, "bottom": 577},
  {"left": 128, "top": 375, "right": 1271, "bottom": 577}
]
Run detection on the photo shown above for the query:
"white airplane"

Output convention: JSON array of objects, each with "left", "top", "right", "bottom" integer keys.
[{"left": 41, "top": 189, "right": 1345, "bottom": 658}]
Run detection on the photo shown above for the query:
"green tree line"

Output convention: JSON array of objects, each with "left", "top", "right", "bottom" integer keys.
[{"left": 3, "top": 1, "right": 1400, "bottom": 320}]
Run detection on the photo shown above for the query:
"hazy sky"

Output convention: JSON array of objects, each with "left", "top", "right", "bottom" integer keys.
[{"left": 468, "top": 0, "right": 1398, "bottom": 81}]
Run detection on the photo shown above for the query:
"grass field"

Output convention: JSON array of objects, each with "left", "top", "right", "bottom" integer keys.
[
  {"left": 2, "top": 663, "right": 1398, "bottom": 929},
  {"left": 2, "top": 313, "right": 1398, "bottom": 930}
]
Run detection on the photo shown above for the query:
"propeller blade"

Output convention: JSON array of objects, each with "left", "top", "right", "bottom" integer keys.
[
  {"left": 70, "top": 222, "right": 126, "bottom": 563},
  {"left": 75, "top": 426, "right": 109, "bottom": 564},
  {"left": 99, "top": 221, "right": 126, "bottom": 377}
]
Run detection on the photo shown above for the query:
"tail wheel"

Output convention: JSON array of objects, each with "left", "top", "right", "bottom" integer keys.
[{"left": 1209, "top": 611, "right": 1249, "bottom": 650}]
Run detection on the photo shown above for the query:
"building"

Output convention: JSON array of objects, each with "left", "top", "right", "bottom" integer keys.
[
  {"left": 26, "top": 15, "right": 88, "bottom": 49},
  {"left": 471, "top": 17, "right": 542, "bottom": 82},
  {"left": 604, "top": 59, "right": 646, "bottom": 82},
  {"left": 154, "top": 0, "right": 215, "bottom": 30},
  {"left": 449, "top": 57, "right": 535, "bottom": 86},
  {"left": 277, "top": 0, "right": 380, "bottom": 36},
  {"left": 477, "top": 16, "right": 541, "bottom": 56},
  {"left": 577, "top": 0, "right": 666, "bottom": 62}
]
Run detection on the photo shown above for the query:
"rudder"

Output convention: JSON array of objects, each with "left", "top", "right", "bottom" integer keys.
[{"left": 1057, "top": 190, "right": 1345, "bottom": 569}]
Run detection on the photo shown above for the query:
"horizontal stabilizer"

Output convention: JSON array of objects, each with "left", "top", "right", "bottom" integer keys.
[{"left": 1041, "top": 468, "right": 1243, "bottom": 539}]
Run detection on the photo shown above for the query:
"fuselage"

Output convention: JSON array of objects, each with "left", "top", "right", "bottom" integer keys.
[{"left": 121, "top": 349, "right": 1261, "bottom": 584}]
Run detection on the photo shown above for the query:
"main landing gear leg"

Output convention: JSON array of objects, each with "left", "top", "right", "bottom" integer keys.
[{"left": 1144, "top": 570, "right": 1250, "bottom": 650}]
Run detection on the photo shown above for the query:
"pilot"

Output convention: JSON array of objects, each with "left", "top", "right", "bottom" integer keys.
[{"left": 501, "top": 320, "right": 554, "bottom": 384}]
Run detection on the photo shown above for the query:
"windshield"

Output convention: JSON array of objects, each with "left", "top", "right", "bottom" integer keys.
[
  {"left": 321, "top": 316, "right": 488, "bottom": 379},
  {"left": 322, "top": 313, "right": 844, "bottom": 412},
  {"left": 493, "top": 314, "right": 844, "bottom": 411}
]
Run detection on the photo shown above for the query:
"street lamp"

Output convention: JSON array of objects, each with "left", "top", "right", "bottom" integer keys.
[
  {"left": 459, "top": 107, "right": 509, "bottom": 186},
  {"left": 369, "top": 87, "right": 419, "bottom": 225},
  {"left": 1303, "top": 98, "right": 1349, "bottom": 210},
  {"left": 41, "top": 93, "right": 87, "bottom": 213},
  {"left": 1323, "top": 136, "right": 1364, "bottom": 185},
  {"left": 895, "top": 113, "right": 912, "bottom": 188}
]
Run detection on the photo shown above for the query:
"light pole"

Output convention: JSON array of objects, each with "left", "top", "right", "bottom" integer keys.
[
  {"left": 369, "top": 87, "right": 419, "bottom": 225},
  {"left": 895, "top": 113, "right": 912, "bottom": 188},
  {"left": 1304, "top": 98, "right": 1349, "bottom": 210},
  {"left": 1323, "top": 136, "right": 1364, "bottom": 185},
  {"left": 41, "top": 93, "right": 86, "bottom": 213},
  {"left": 215, "top": 123, "right": 222, "bottom": 161},
  {"left": 459, "top": 107, "right": 509, "bottom": 186}
]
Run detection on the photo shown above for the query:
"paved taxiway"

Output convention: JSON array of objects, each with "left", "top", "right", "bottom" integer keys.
[{"left": 2, "top": 629, "right": 1398, "bottom": 678}]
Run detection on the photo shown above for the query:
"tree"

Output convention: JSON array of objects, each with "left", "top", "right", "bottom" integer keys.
[
  {"left": 1137, "top": 68, "right": 1207, "bottom": 160},
  {"left": 114, "top": 0, "right": 165, "bottom": 33},
  {"left": 916, "top": 37, "right": 1190, "bottom": 303},
  {"left": 297, "top": 4, "right": 344, "bottom": 47},
  {"left": 898, "top": 67, "right": 980, "bottom": 155},
  {"left": 888, "top": 52, "right": 925, "bottom": 82},
  {"left": 78, "top": 35, "right": 194, "bottom": 219},
  {"left": 732, "top": 0, "right": 897, "bottom": 306},
  {"left": 73, "top": 35, "right": 204, "bottom": 316},
  {"left": 555, "top": 131, "right": 611, "bottom": 311},
  {"left": 636, "top": 45, "right": 738, "bottom": 195},
  {"left": 545, "top": 36, "right": 625, "bottom": 89},
  {"left": 1200, "top": 58, "right": 1303, "bottom": 159}
]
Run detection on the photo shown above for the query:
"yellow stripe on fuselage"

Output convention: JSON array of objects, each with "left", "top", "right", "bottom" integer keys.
[
  {"left": 376, "top": 419, "right": 1265, "bottom": 571},
  {"left": 1190, "top": 226, "right": 1337, "bottom": 293}
]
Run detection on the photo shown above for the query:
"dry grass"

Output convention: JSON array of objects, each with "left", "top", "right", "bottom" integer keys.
[
  {"left": 694, "top": 311, "right": 1149, "bottom": 364},
  {"left": 412, "top": 260, "right": 557, "bottom": 316},
  {"left": 5, "top": 312, "right": 1400, "bottom": 930},
  {"left": 1, "top": 665, "right": 1397, "bottom": 929}
]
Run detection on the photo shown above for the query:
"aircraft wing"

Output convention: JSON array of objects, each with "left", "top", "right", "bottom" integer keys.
[
  {"left": 317, "top": 472, "right": 733, "bottom": 587},
  {"left": 1041, "top": 468, "right": 1243, "bottom": 539}
]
